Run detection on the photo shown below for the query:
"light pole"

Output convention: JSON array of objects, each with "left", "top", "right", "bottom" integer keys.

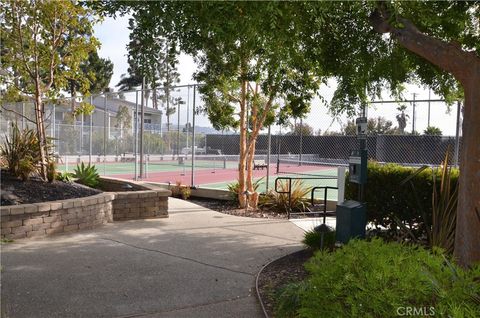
[
  {"left": 427, "top": 89, "right": 431, "bottom": 127},
  {"left": 186, "top": 85, "right": 190, "bottom": 150},
  {"left": 176, "top": 97, "right": 185, "bottom": 158},
  {"left": 412, "top": 93, "right": 417, "bottom": 134}
]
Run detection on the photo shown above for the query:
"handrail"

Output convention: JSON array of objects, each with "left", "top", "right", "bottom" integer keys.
[
  {"left": 274, "top": 176, "right": 338, "bottom": 219},
  {"left": 311, "top": 186, "right": 338, "bottom": 224}
]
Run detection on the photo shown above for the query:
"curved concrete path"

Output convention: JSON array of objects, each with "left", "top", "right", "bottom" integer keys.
[{"left": 1, "top": 198, "right": 305, "bottom": 318}]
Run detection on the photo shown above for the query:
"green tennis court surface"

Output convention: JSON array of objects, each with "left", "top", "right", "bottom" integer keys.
[
  {"left": 58, "top": 159, "right": 238, "bottom": 175},
  {"left": 58, "top": 159, "right": 340, "bottom": 201},
  {"left": 201, "top": 168, "right": 339, "bottom": 201}
]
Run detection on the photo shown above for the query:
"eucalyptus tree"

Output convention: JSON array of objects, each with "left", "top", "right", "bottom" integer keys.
[
  {"left": 1, "top": 0, "right": 99, "bottom": 179},
  {"left": 118, "top": 14, "right": 181, "bottom": 131}
]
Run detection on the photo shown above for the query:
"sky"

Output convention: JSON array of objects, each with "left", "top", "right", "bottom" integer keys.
[{"left": 93, "top": 16, "right": 461, "bottom": 136}]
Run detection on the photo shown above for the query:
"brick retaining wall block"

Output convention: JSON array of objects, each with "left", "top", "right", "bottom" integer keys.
[
  {"left": 0, "top": 193, "right": 114, "bottom": 240},
  {"left": 0, "top": 178, "right": 170, "bottom": 240},
  {"left": 112, "top": 190, "right": 169, "bottom": 221}
]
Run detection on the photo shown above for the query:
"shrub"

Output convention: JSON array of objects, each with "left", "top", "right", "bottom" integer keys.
[
  {"left": 73, "top": 163, "right": 100, "bottom": 188},
  {"left": 259, "top": 179, "right": 311, "bottom": 213},
  {"left": 302, "top": 226, "right": 336, "bottom": 251},
  {"left": 345, "top": 162, "right": 459, "bottom": 240},
  {"left": 170, "top": 181, "right": 190, "bottom": 200},
  {"left": 276, "top": 239, "right": 480, "bottom": 318},
  {"left": 57, "top": 171, "right": 74, "bottom": 183},
  {"left": 431, "top": 151, "right": 458, "bottom": 254},
  {"left": 180, "top": 186, "right": 191, "bottom": 200},
  {"left": 0, "top": 123, "right": 41, "bottom": 179}
]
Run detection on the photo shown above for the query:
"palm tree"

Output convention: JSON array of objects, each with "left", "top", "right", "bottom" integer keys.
[{"left": 395, "top": 105, "right": 409, "bottom": 134}]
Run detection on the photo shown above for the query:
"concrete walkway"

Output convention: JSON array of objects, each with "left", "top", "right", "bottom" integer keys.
[{"left": 1, "top": 198, "right": 305, "bottom": 318}]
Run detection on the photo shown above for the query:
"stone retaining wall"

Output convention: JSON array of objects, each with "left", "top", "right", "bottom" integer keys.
[
  {"left": 0, "top": 193, "right": 114, "bottom": 240},
  {"left": 112, "top": 191, "right": 168, "bottom": 221},
  {"left": 100, "top": 177, "right": 170, "bottom": 221},
  {"left": 0, "top": 178, "right": 171, "bottom": 240}
]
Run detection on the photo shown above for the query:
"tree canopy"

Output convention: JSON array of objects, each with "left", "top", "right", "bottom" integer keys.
[{"left": 1, "top": 0, "right": 100, "bottom": 178}]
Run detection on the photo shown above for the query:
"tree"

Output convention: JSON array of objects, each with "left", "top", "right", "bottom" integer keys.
[
  {"left": 368, "top": 2, "right": 480, "bottom": 267},
  {"left": 343, "top": 117, "right": 394, "bottom": 135},
  {"left": 92, "top": 0, "right": 480, "bottom": 265},
  {"left": 300, "top": 1, "right": 479, "bottom": 266},
  {"left": 156, "top": 2, "right": 321, "bottom": 208},
  {"left": 117, "top": 14, "right": 181, "bottom": 130},
  {"left": 423, "top": 126, "right": 442, "bottom": 136},
  {"left": 1, "top": 0, "right": 99, "bottom": 179},
  {"left": 65, "top": 51, "right": 113, "bottom": 111},
  {"left": 342, "top": 120, "right": 357, "bottom": 136},
  {"left": 115, "top": 105, "right": 132, "bottom": 129},
  {"left": 93, "top": 2, "right": 321, "bottom": 209},
  {"left": 80, "top": 51, "right": 114, "bottom": 95},
  {"left": 395, "top": 105, "right": 409, "bottom": 134},
  {"left": 288, "top": 122, "right": 314, "bottom": 136}
]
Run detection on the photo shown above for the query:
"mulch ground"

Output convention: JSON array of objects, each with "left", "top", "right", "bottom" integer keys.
[
  {"left": 1, "top": 171, "right": 101, "bottom": 206},
  {"left": 190, "top": 197, "right": 288, "bottom": 219},
  {"left": 257, "top": 249, "right": 312, "bottom": 317}
]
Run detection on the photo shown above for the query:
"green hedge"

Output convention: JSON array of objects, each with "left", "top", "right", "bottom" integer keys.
[
  {"left": 345, "top": 162, "right": 459, "bottom": 237},
  {"left": 276, "top": 239, "right": 480, "bottom": 318}
]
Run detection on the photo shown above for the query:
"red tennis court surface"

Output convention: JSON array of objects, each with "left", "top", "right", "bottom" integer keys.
[{"left": 108, "top": 163, "right": 335, "bottom": 188}]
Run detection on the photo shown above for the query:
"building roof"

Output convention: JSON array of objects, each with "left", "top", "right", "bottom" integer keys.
[{"left": 91, "top": 96, "right": 163, "bottom": 115}]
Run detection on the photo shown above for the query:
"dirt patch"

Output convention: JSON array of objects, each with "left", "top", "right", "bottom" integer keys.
[
  {"left": 257, "top": 249, "right": 312, "bottom": 317},
  {"left": 190, "top": 197, "right": 288, "bottom": 219},
  {"left": 1, "top": 171, "right": 101, "bottom": 206}
]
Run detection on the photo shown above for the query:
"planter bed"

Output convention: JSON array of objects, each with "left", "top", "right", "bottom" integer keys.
[{"left": 0, "top": 177, "right": 171, "bottom": 240}]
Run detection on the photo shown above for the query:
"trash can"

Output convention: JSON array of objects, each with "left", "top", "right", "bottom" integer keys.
[{"left": 335, "top": 200, "right": 366, "bottom": 244}]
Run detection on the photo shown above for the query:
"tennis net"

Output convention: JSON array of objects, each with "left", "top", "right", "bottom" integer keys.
[{"left": 146, "top": 155, "right": 235, "bottom": 170}]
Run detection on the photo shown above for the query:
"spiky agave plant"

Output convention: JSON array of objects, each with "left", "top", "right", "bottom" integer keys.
[
  {"left": 260, "top": 179, "right": 311, "bottom": 213},
  {"left": 73, "top": 162, "right": 100, "bottom": 188}
]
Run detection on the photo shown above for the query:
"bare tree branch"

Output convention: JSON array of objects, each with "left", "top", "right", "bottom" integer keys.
[{"left": 1, "top": 105, "right": 37, "bottom": 124}]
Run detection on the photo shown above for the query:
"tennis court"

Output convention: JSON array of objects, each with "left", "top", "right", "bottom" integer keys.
[{"left": 59, "top": 156, "right": 342, "bottom": 200}]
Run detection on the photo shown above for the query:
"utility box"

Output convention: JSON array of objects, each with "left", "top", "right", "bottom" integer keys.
[
  {"left": 349, "top": 149, "right": 367, "bottom": 184},
  {"left": 335, "top": 200, "right": 366, "bottom": 243}
]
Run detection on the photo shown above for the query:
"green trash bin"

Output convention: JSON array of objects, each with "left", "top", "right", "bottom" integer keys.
[{"left": 335, "top": 200, "right": 366, "bottom": 244}]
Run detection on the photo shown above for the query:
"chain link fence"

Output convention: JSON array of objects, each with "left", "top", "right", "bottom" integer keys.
[{"left": 1, "top": 84, "right": 462, "bottom": 192}]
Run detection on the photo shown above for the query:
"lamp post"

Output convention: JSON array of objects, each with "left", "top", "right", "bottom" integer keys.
[
  {"left": 176, "top": 97, "right": 185, "bottom": 158},
  {"left": 412, "top": 93, "right": 417, "bottom": 134}
]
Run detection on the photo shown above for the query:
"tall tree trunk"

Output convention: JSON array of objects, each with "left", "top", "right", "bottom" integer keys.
[
  {"left": 153, "top": 84, "right": 158, "bottom": 110},
  {"left": 238, "top": 79, "right": 248, "bottom": 208},
  {"left": 455, "top": 69, "right": 480, "bottom": 266},
  {"left": 371, "top": 8, "right": 480, "bottom": 266},
  {"left": 246, "top": 137, "right": 259, "bottom": 207},
  {"left": 70, "top": 81, "right": 76, "bottom": 112},
  {"left": 34, "top": 89, "right": 48, "bottom": 180}
]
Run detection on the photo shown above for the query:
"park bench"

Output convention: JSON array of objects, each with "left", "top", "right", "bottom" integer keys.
[
  {"left": 121, "top": 153, "right": 135, "bottom": 162},
  {"left": 253, "top": 159, "right": 268, "bottom": 170}
]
